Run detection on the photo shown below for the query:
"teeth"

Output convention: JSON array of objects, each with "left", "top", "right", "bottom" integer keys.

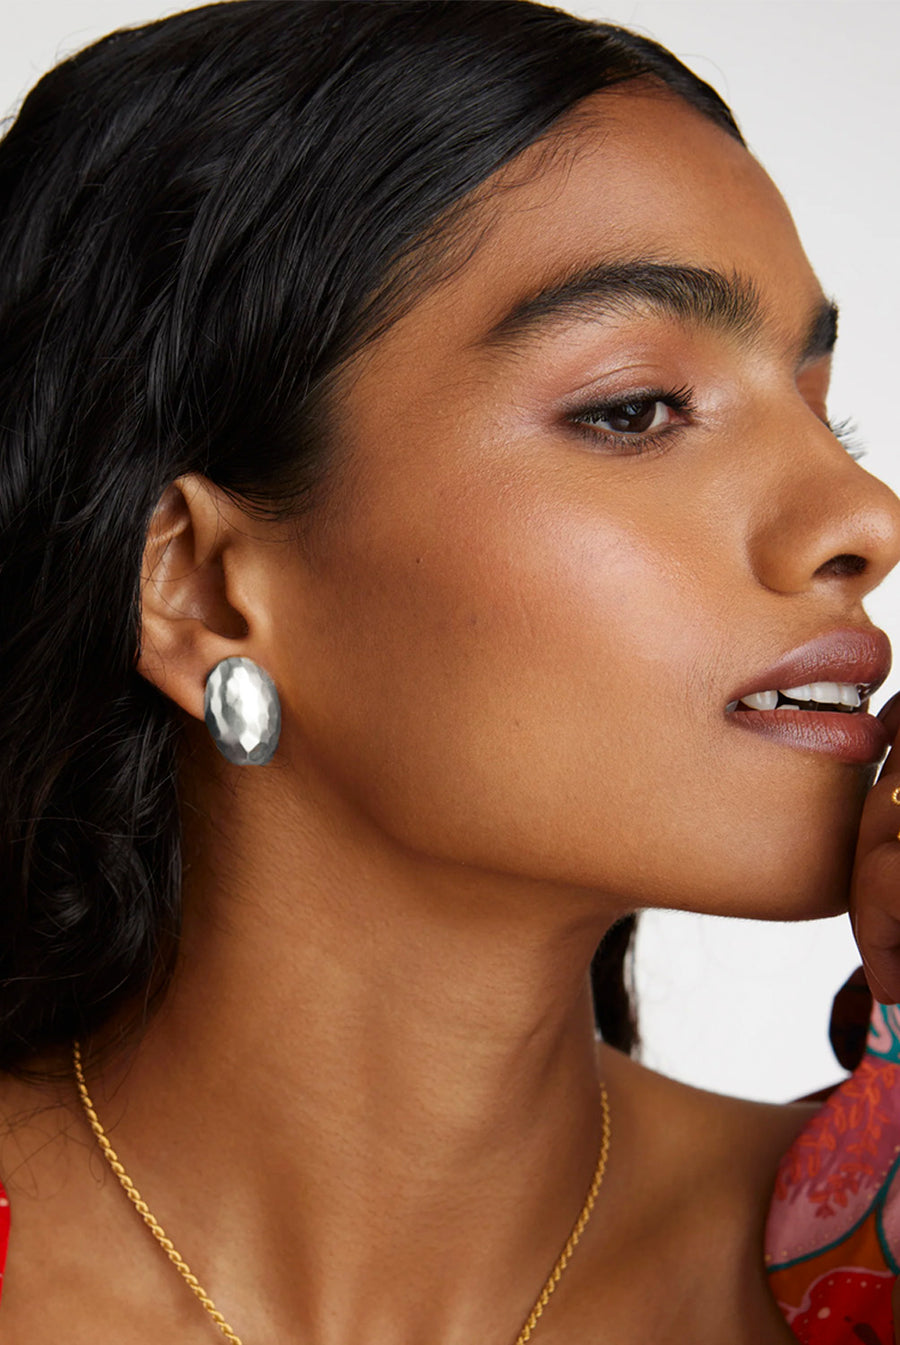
[
  {"left": 778, "top": 683, "right": 814, "bottom": 701},
  {"left": 780, "top": 682, "right": 859, "bottom": 707},
  {"left": 740, "top": 689, "right": 779, "bottom": 710},
  {"left": 730, "top": 681, "right": 863, "bottom": 711},
  {"left": 808, "top": 682, "right": 841, "bottom": 702}
]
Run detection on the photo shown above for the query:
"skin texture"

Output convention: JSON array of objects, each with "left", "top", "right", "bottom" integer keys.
[{"left": 3, "top": 83, "right": 900, "bottom": 1344}]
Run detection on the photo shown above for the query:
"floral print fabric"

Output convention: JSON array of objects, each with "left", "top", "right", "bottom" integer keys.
[{"left": 766, "top": 1000, "right": 900, "bottom": 1344}]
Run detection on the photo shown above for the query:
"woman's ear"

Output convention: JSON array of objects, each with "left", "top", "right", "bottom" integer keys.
[{"left": 135, "top": 473, "right": 257, "bottom": 722}]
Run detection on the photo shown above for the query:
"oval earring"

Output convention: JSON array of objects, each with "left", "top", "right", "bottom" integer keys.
[{"left": 204, "top": 656, "right": 281, "bottom": 765}]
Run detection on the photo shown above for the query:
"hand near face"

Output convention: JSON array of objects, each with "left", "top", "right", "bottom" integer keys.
[{"left": 851, "top": 691, "right": 900, "bottom": 1004}]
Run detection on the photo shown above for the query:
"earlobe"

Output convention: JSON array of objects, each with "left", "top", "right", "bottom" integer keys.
[{"left": 135, "top": 474, "right": 251, "bottom": 721}]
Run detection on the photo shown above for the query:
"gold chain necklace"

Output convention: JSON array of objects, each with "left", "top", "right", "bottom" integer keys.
[{"left": 73, "top": 1039, "right": 610, "bottom": 1344}]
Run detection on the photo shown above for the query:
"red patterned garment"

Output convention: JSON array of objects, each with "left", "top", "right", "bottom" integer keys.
[{"left": 766, "top": 994, "right": 900, "bottom": 1344}]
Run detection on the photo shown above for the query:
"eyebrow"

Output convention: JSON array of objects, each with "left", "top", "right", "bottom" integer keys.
[{"left": 477, "top": 259, "right": 838, "bottom": 370}]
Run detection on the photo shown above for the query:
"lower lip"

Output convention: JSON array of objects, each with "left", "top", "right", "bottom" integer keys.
[{"left": 725, "top": 707, "right": 892, "bottom": 764}]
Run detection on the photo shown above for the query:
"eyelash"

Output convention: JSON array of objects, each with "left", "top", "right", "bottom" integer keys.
[
  {"left": 567, "top": 384, "right": 695, "bottom": 453},
  {"left": 567, "top": 386, "right": 869, "bottom": 461},
  {"left": 826, "top": 415, "right": 868, "bottom": 461}
]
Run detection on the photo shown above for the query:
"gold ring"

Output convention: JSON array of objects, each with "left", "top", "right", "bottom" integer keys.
[{"left": 892, "top": 785, "right": 900, "bottom": 839}]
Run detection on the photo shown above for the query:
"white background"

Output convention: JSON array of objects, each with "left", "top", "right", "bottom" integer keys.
[{"left": 3, "top": 1, "right": 899, "bottom": 1101}]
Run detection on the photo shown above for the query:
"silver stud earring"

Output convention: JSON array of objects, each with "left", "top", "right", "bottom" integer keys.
[{"left": 204, "top": 656, "right": 281, "bottom": 765}]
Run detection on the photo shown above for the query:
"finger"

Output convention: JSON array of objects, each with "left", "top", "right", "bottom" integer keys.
[
  {"left": 876, "top": 688, "right": 900, "bottom": 726},
  {"left": 852, "top": 840, "right": 900, "bottom": 1002},
  {"left": 876, "top": 688, "right": 900, "bottom": 780},
  {"left": 854, "top": 699, "right": 900, "bottom": 853},
  {"left": 851, "top": 691, "right": 900, "bottom": 1004}
]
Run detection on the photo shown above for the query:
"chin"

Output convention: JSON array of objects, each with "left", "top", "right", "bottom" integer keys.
[
  {"left": 762, "top": 888, "right": 851, "bottom": 923},
  {"left": 672, "top": 828, "right": 857, "bottom": 925},
  {"left": 732, "top": 859, "right": 854, "bottom": 924},
  {"left": 744, "top": 791, "right": 863, "bottom": 921}
]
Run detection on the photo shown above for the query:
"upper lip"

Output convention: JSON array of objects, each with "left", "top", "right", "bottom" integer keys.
[{"left": 727, "top": 626, "right": 892, "bottom": 707}]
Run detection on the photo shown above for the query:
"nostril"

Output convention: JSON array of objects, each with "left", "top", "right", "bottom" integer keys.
[{"left": 814, "top": 553, "right": 868, "bottom": 578}]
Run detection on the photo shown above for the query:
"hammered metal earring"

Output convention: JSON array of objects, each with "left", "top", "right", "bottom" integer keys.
[{"left": 204, "top": 656, "right": 281, "bottom": 765}]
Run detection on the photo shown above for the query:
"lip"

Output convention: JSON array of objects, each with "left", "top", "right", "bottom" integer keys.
[
  {"left": 726, "top": 705, "right": 892, "bottom": 764},
  {"left": 724, "top": 626, "right": 893, "bottom": 765},
  {"left": 726, "top": 626, "right": 892, "bottom": 705}
]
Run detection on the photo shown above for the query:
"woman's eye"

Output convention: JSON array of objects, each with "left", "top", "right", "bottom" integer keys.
[
  {"left": 567, "top": 384, "right": 696, "bottom": 449},
  {"left": 579, "top": 398, "right": 673, "bottom": 435}
]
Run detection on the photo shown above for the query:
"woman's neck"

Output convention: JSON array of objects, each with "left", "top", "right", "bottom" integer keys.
[{"left": 79, "top": 748, "right": 621, "bottom": 1344}]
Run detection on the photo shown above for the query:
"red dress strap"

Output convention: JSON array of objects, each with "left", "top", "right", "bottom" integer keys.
[{"left": 0, "top": 1176, "right": 8, "bottom": 1305}]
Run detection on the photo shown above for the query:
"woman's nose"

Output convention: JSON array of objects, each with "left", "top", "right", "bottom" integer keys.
[{"left": 746, "top": 413, "right": 900, "bottom": 600}]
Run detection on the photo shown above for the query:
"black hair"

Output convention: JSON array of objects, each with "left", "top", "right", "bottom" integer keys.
[{"left": 0, "top": 0, "right": 744, "bottom": 1073}]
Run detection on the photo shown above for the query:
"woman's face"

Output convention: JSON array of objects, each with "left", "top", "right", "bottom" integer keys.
[{"left": 269, "top": 84, "right": 900, "bottom": 921}]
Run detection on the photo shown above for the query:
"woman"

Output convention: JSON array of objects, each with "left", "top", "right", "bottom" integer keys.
[{"left": 2, "top": 1, "right": 900, "bottom": 1340}]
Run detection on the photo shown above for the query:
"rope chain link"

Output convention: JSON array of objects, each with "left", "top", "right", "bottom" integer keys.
[
  {"left": 73, "top": 1041, "right": 243, "bottom": 1345},
  {"left": 73, "top": 1040, "right": 610, "bottom": 1345},
  {"left": 513, "top": 1081, "right": 611, "bottom": 1344}
]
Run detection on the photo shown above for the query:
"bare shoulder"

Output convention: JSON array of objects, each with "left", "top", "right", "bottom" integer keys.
[
  {"left": 583, "top": 1042, "right": 822, "bottom": 1343},
  {"left": 0, "top": 1066, "right": 160, "bottom": 1345},
  {"left": 598, "top": 1038, "right": 823, "bottom": 1183},
  {"left": 0, "top": 1066, "right": 79, "bottom": 1188},
  {"left": 0, "top": 1066, "right": 90, "bottom": 1304}
]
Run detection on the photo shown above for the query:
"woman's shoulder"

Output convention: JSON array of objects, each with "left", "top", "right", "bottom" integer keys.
[
  {"left": 598, "top": 1035, "right": 818, "bottom": 1178},
  {"left": 597, "top": 1036, "right": 819, "bottom": 1267},
  {"left": 592, "top": 1042, "right": 813, "bottom": 1343},
  {"left": 0, "top": 1075, "right": 24, "bottom": 1315},
  {"left": 0, "top": 1064, "right": 78, "bottom": 1319},
  {"left": 0, "top": 1174, "right": 8, "bottom": 1308}
]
